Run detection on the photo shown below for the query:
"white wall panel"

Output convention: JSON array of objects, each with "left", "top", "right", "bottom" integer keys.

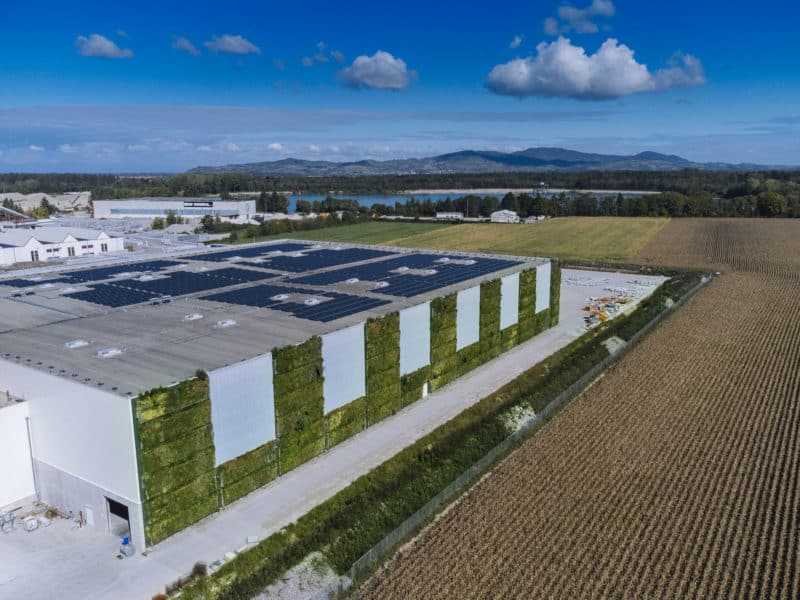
[
  {"left": 500, "top": 273, "right": 520, "bottom": 329},
  {"left": 400, "top": 302, "right": 431, "bottom": 375},
  {"left": 323, "top": 324, "right": 366, "bottom": 413},
  {"left": 456, "top": 286, "right": 480, "bottom": 350},
  {"left": 1, "top": 359, "right": 140, "bottom": 503},
  {"left": 0, "top": 402, "right": 35, "bottom": 507},
  {"left": 536, "top": 262, "right": 552, "bottom": 314},
  {"left": 209, "top": 353, "right": 275, "bottom": 466}
]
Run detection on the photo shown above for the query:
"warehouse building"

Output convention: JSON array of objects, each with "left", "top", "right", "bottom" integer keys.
[
  {"left": 0, "top": 227, "right": 124, "bottom": 266},
  {"left": 92, "top": 197, "right": 255, "bottom": 221},
  {"left": 0, "top": 240, "right": 560, "bottom": 551}
]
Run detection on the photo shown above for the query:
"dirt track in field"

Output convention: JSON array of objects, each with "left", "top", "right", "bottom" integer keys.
[{"left": 360, "top": 219, "right": 800, "bottom": 599}]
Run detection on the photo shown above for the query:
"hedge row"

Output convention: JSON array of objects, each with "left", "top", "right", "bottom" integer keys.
[
  {"left": 365, "top": 313, "right": 401, "bottom": 425},
  {"left": 135, "top": 379, "right": 217, "bottom": 546},
  {"left": 177, "top": 270, "right": 699, "bottom": 600},
  {"left": 216, "top": 442, "right": 278, "bottom": 507},
  {"left": 429, "top": 294, "right": 458, "bottom": 391}
]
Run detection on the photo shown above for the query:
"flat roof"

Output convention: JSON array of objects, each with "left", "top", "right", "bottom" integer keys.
[{"left": 0, "top": 239, "right": 546, "bottom": 398}]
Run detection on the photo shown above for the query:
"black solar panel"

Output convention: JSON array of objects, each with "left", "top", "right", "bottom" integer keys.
[
  {"left": 261, "top": 248, "right": 397, "bottom": 273},
  {"left": 61, "top": 260, "right": 182, "bottom": 283},
  {"left": 182, "top": 243, "right": 311, "bottom": 262},
  {"left": 1, "top": 277, "right": 67, "bottom": 288},
  {"left": 202, "top": 284, "right": 390, "bottom": 323},
  {"left": 292, "top": 254, "right": 522, "bottom": 296},
  {"left": 64, "top": 284, "right": 159, "bottom": 308}
]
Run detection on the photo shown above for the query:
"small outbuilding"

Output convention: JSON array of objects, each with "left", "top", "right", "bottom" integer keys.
[{"left": 490, "top": 210, "right": 520, "bottom": 224}]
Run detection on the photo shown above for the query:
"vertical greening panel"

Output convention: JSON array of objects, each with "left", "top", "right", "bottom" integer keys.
[
  {"left": 273, "top": 337, "right": 325, "bottom": 474},
  {"left": 518, "top": 267, "right": 538, "bottom": 343},
  {"left": 400, "top": 366, "right": 431, "bottom": 408},
  {"left": 550, "top": 260, "right": 562, "bottom": 327},
  {"left": 365, "top": 313, "right": 401, "bottom": 425},
  {"left": 479, "top": 279, "right": 502, "bottom": 364},
  {"left": 430, "top": 294, "right": 457, "bottom": 391},
  {"left": 134, "top": 378, "right": 218, "bottom": 546},
  {"left": 216, "top": 441, "right": 278, "bottom": 506},
  {"left": 325, "top": 397, "right": 367, "bottom": 448}
]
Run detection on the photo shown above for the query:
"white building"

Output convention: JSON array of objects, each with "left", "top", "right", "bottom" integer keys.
[
  {"left": 93, "top": 198, "right": 255, "bottom": 221},
  {"left": 0, "top": 227, "right": 125, "bottom": 267},
  {"left": 490, "top": 210, "right": 520, "bottom": 224},
  {"left": 435, "top": 212, "right": 464, "bottom": 221}
]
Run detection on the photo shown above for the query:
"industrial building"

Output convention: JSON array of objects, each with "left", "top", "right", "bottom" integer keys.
[
  {"left": 0, "top": 240, "right": 560, "bottom": 551},
  {"left": 92, "top": 197, "right": 255, "bottom": 221},
  {"left": 0, "top": 227, "right": 125, "bottom": 267}
]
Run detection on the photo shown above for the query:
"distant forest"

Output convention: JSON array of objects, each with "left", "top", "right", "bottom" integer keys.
[{"left": 0, "top": 170, "right": 798, "bottom": 217}]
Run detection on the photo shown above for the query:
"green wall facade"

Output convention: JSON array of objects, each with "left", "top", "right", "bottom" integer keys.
[{"left": 133, "top": 260, "right": 560, "bottom": 546}]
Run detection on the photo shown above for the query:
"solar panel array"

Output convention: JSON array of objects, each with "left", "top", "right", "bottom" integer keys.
[
  {"left": 182, "top": 242, "right": 311, "bottom": 263},
  {"left": 0, "top": 260, "right": 182, "bottom": 289},
  {"left": 244, "top": 247, "right": 397, "bottom": 273},
  {"left": 293, "top": 254, "right": 522, "bottom": 297},
  {"left": 64, "top": 267, "right": 275, "bottom": 307},
  {"left": 202, "top": 284, "right": 390, "bottom": 323}
]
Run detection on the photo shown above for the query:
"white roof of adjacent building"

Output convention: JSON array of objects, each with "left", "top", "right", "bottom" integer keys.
[
  {"left": 0, "top": 227, "right": 117, "bottom": 247},
  {"left": 0, "top": 239, "right": 547, "bottom": 398}
]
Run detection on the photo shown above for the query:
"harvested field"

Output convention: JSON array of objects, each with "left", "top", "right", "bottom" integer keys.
[{"left": 360, "top": 219, "right": 800, "bottom": 599}]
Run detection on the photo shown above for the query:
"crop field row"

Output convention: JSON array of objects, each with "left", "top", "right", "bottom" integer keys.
[{"left": 360, "top": 219, "right": 800, "bottom": 598}]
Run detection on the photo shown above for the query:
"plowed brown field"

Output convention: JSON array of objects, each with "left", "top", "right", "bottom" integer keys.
[{"left": 360, "top": 219, "right": 800, "bottom": 599}]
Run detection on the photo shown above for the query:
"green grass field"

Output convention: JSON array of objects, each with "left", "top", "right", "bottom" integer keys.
[{"left": 232, "top": 217, "right": 668, "bottom": 261}]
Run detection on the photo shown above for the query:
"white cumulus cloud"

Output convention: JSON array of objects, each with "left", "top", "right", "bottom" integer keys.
[
  {"left": 545, "top": 0, "right": 615, "bottom": 35},
  {"left": 204, "top": 34, "right": 261, "bottom": 55},
  {"left": 330, "top": 50, "right": 345, "bottom": 64},
  {"left": 59, "top": 144, "right": 77, "bottom": 153},
  {"left": 338, "top": 51, "right": 416, "bottom": 90},
  {"left": 487, "top": 37, "right": 706, "bottom": 100},
  {"left": 308, "top": 144, "right": 321, "bottom": 152},
  {"left": 196, "top": 145, "right": 213, "bottom": 152},
  {"left": 76, "top": 34, "right": 133, "bottom": 59},
  {"left": 127, "top": 144, "right": 150, "bottom": 152},
  {"left": 267, "top": 143, "right": 284, "bottom": 151},
  {"left": 509, "top": 35, "right": 523, "bottom": 49},
  {"left": 173, "top": 37, "right": 200, "bottom": 56},
  {"left": 29, "top": 145, "right": 45, "bottom": 152}
]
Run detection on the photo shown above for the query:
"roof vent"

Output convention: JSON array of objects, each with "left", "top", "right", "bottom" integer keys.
[
  {"left": 97, "top": 347, "right": 123, "bottom": 359},
  {"left": 397, "top": 266, "right": 410, "bottom": 272},
  {"left": 60, "top": 287, "right": 78, "bottom": 294},
  {"left": 423, "top": 269, "right": 438, "bottom": 275},
  {"left": 216, "top": 319, "right": 237, "bottom": 328},
  {"left": 39, "top": 283, "right": 55, "bottom": 289},
  {"left": 333, "top": 246, "right": 343, "bottom": 251},
  {"left": 375, "top": 281, "right": 389, "bottom": 289},
  {"left": 183, "top": 313, "right": 203, "bottom": 321},
  {"left": 304, "top": 298, "right": 321, "bottom": 306},
  {"left": 250, "top": 257, "right": 266, "bottom": 263},
  {"left": 292, "top": 252, "right": 305, "bottom": 258},
  {"left": 463, "top": 259, "right": 477, "bottom": 265},
  {"left": 226, "top": 256, "right": 243, "bottom": 261},
  {"left": 139, "top": 274, "right": 155, "bottom": 282},
  {"left": 271, "top": 294, "right": 289, "bottom": 301},
  {"left": 197, "top": 266, "right": 209, "bottom": 271},
  {"left": 436, "top": 257, "right": 451, "bottom": 263},
  {"left": 65, "top": 339, "right": 90, "bottom": 350},
  {"left": 115, "top": 272, "right": 133, "bottom": 278},
  {"left": 345, "top": 277, "right": 360, "bottom": 284}
]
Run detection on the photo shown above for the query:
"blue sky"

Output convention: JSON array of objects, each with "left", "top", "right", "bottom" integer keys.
[{"left": 1, "top": 0, "right": 798, "bottom": 172}]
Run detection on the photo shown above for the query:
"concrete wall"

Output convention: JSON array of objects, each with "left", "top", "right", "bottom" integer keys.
[
  {"left": 322, "top": 323, "right": 366, "bottom": 413},
  {"left": 500, "top": 273, "right": 520, "bottom": 329},
  {"left": 399, "top": 303, "right": 431, "bottom": 376},
  {"left": 456, "top": 285, "right": 481, "bottom": 351},
  {"left": 536, "top": 262, "right": 552, "bottom": 314},
  {"left": 0, "top": 402, "right": 35, "bottom": 508},
  {"left": 0, "top": 359, "right": 144, "bottom": 548},
  {"left": 209, "top": 353, "right": 275, "bottom": 466}
]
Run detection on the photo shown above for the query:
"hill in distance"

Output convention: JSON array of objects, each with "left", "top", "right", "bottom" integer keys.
[{"left": 188, "top": 147, "right": 775, "bottom": 176}]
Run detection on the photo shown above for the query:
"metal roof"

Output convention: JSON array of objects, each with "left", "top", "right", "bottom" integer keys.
[{"left": 0, "top": 239, "right": 546, "bottom": 399}]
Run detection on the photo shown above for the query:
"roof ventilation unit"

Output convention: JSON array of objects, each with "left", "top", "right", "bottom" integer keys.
[
  {"left": 436, "top": 257, "right": 451, "bottom": 263},
  {"left": 39, "top": 283, "right": 55, "bottom": 289},
  {"left": 183, "top": 313, "right": 203, "bottom": 321},
  {"left": 396, "top": 266, "right": 410, "bottom": 272},
  {"left": 60, "top": 287, "right": 77, "bottom": 294},
  {"left": 65, "top": 339, "right": 90, "bottom": 350},
  {"left": 345, "top": 278, "right": 360, "bottom": 284},
  {"left": 423, "top": 269, "right": 438, "bottom": 275},
  {"left": 463, "top": 259, "right": 477, "bottom": 265},
  {"left": 304, "top": 298, "right": 321, "bottom": 306},
  {"left": 139, "top": 274, "right": 155, "bottom": 282},
  {"left": 216, "top": 319, "right": 237, "bottom": 328},
  {"left": 374, "top": 281, "right": 389, "bottom": 289},
  {"left": 97, "top": 347, "right": 123, "bottom": 359},
  {"left": 292, "top": 252, "right": 305, "bottom": 258},
  {"left": 271, "top": 294, "right": 289, "bottom": 301}
]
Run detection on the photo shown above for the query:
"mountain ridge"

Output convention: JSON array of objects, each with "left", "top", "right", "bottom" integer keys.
[{"left": 188, "top": 147, "right": 777, "bottom": 176}]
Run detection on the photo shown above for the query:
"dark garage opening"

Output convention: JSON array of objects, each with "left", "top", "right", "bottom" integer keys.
[{"left": 106, "top": 497, "right": 130, "bottom": 537}]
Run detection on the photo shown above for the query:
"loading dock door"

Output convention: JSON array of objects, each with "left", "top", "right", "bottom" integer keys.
[{"left": 106, "top": 497, "right": 130, "bottom": 537}]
